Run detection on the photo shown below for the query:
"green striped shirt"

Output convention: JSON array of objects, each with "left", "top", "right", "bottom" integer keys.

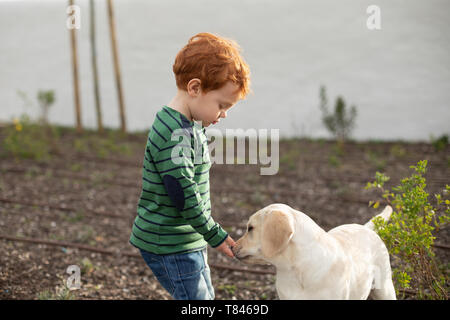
[{"left": 129, "top": 105, "right": 228, "bottom": 255}]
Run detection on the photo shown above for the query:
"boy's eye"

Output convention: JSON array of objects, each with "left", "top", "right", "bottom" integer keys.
[{"left": 247, "top": 225, "right": 254, "bottom": 232}]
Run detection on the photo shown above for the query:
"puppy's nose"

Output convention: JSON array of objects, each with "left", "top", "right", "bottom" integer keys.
[{"left": 231, "top": 244, "right": 240, "bottom": 256}]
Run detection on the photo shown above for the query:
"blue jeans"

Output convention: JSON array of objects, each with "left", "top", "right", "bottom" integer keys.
[{"left": 139, "top": 248, "right": 215, "bottom": 300}]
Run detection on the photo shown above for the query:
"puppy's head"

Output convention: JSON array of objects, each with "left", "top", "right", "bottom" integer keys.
[{"left": 232, "top": 205, "right": 295, "bottom": 265}]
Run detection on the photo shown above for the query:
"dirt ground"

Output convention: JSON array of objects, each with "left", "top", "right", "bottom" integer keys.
[{"left": 0, "top": 127, "right": 448, "bottom": 300}]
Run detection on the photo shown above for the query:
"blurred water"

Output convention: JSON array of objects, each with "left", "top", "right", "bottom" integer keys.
[{"left": 0, "top": 0, "right": 449, "bottom": 141}]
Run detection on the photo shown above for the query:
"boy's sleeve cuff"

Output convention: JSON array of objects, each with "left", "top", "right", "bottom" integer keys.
[{"left": 207, "top": 226, "right": 229, "bottom": 248}]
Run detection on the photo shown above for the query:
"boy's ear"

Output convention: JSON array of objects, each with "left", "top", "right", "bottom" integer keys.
[{"left": 187, "top": 78, "right": 202, "bottom": 96}]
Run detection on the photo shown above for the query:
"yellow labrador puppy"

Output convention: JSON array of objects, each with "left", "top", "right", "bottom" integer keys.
[{"left": 232, "top": 203, "right": 396, "bottom": 300}]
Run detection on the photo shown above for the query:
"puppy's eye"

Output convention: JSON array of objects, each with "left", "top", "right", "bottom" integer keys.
[{"left": 247, "top": 225, "right": 254, "bottom": 232}]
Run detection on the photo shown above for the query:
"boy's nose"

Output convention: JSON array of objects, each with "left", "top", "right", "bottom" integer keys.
[{"left": 221, "top": 111, "right": 227, "bottom": 118}]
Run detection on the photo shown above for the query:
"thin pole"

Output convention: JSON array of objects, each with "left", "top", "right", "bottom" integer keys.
[
  {"left": 68, "top": 0, "right": 82, "bottom": 133},
  {"left": 107, "top": 0, "right": 126, "bottom": 133},
  {"left": 0, "top": 234, "right": 277, "bottom": 275},
  {"left": 90, "top": 0, "right": 103, "bottom": 132}
]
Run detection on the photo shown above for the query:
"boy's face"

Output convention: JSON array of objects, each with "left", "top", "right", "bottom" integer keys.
[{"left": 189, "top": 80, "right": 241, "bottom": 127}]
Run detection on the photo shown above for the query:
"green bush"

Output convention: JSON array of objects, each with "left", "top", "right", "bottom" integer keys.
[
  {"left": 366, "top": 160, "right": 449, "bottom": 299},
  {"left": 1, "top": 114, "right": 53, "bottom": 160},
  {"left": 37, "top": 280, "right": 75, "bottom": 300},
  {"left": 319, "top": 86, "right": 357, "bottom": 144},
  {"left": 1, "top": 113, "right": 132, "bottom": 160},
  {"left": 430, "top": 134, "right": 448, "bottom": 152},
  {"left": 37, "top": 90, "right": 55, "bottom": 125}
]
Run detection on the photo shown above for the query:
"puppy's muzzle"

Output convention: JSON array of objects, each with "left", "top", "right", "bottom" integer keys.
[
  {"left": 232, "top": 244, "right": 253, "bottom": 262},
  {"left": 231, "top": 244, "right": 240, "bottom": 257},
  {"left": 231, "top": 244, "right": 246, "bottom": 260}
]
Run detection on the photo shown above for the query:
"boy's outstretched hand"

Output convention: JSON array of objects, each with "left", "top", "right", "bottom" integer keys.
[{"left": 215, "top": 235, "right": 236, "bottom": 258}]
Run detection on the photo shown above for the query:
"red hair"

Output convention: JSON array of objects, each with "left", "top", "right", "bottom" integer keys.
[{"left": 173, "top": 32, "right": 251, "bottom": 99}]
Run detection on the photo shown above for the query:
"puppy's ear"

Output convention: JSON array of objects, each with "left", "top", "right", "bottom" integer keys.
[{"left": 261, "top": 210, "right": 295, "bottom": 259}]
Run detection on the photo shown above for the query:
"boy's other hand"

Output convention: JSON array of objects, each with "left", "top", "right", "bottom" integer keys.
[{"left": 216, "top": 235, "right": 236, "bottom": 258}]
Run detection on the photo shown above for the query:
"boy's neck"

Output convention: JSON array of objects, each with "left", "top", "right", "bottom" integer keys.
[{"left": 167, "top": 90, "right": 193, "bottom": 122}]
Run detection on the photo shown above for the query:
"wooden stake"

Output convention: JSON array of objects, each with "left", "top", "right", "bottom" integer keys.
[
  {"left": 89, "top": 0, "right": 103, "bottom": 132},
  {"left": 107, "top": 0, "right": 127, "bottom": 133},
  {"left": 68, "top": 0, "right": 82, "bottom": 133}
]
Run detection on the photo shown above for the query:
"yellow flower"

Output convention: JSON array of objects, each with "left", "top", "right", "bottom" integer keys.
[{"left": 15, "top": 123, "right": 22, "bottom": 131}]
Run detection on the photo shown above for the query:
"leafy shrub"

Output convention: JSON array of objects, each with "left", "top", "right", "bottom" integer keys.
[
  {"left": 1, "top": 114, "right": 53, "bottom": 160},
  {"left": 37, "top": 90, "right": 55, "bottom": 125},
  {"left": 319, "top": 86, "right": 357, "bottom": 144},
  {"left": 430, "top": 134, "right": 448, "bottom": 152},
  {"left": 37, "top": 280, "right": 75, "bottom": 300},
  {"left": 366, "top": 160, "right": 449, "bottom": 299},
  {"left": 390, "top": 144, "right": 407, "bottom": 158}
]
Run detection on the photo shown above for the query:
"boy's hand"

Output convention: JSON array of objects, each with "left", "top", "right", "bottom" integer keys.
[{"left": 215, "top": 235, "right": 236, "bottom": 258}]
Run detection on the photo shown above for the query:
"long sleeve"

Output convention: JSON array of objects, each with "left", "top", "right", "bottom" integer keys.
[{"left": 152, "top": 136, "right": 228, "bottom": 248}]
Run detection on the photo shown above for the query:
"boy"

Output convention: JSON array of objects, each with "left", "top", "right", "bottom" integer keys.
[{"left": 129, "top": 32, "right": 251, "bottom": 300}]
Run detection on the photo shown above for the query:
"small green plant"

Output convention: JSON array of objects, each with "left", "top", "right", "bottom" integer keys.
[
  {"left": 366, "top": 150, "right": 387, "bottom": 171},
  {"left": 74, "top": 137, "right": 89, "bottom": 153},
  {"left": 430, "top": 134, "right": 448, "bottom": 152},
  {"left": 218, "top": 284, "right": 237, "bottom": 296},
  {"left": 1, "top": 114, "right": 52, "bottom": 160},
  {"left": 326, "top": 143, "right": 344, "bottom": 168},
  {"left": 73, "top": 131, "right": 132, "bottom": 157},
  {"left": 2, "top": 90, "right": 60, "bottom": 160},
  {"left": 390, "top": 144, "right": 407, "bottom": 158},
  {"left": 37, "top": 90, "right": 55, "bottom": 125},
  {"left": 37, "top": 281, "right": 76, "bottom": 300},
  {"left": 61, "top": 210, "right": 84, "bottom": 223},
  {"left": 366, "top": 160, "right": 449, "bottom": 299},
  {"left": 280, "top": 147, "right": 301, "bottom": 171},
  {"left": 80, "top": 257, "right": 94, "bottom": 276},
  {"left": 319, "top": 85, "right": 357, "bottom": 144},
  {"left": 332, "top": 143, "right": 345, "bottom": 157},
  {"left": 70, "top": 163, "right": 83, "bottom": 172},
  {"left": 328, "top": 154, "right": 340, "bottom": 168}
]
